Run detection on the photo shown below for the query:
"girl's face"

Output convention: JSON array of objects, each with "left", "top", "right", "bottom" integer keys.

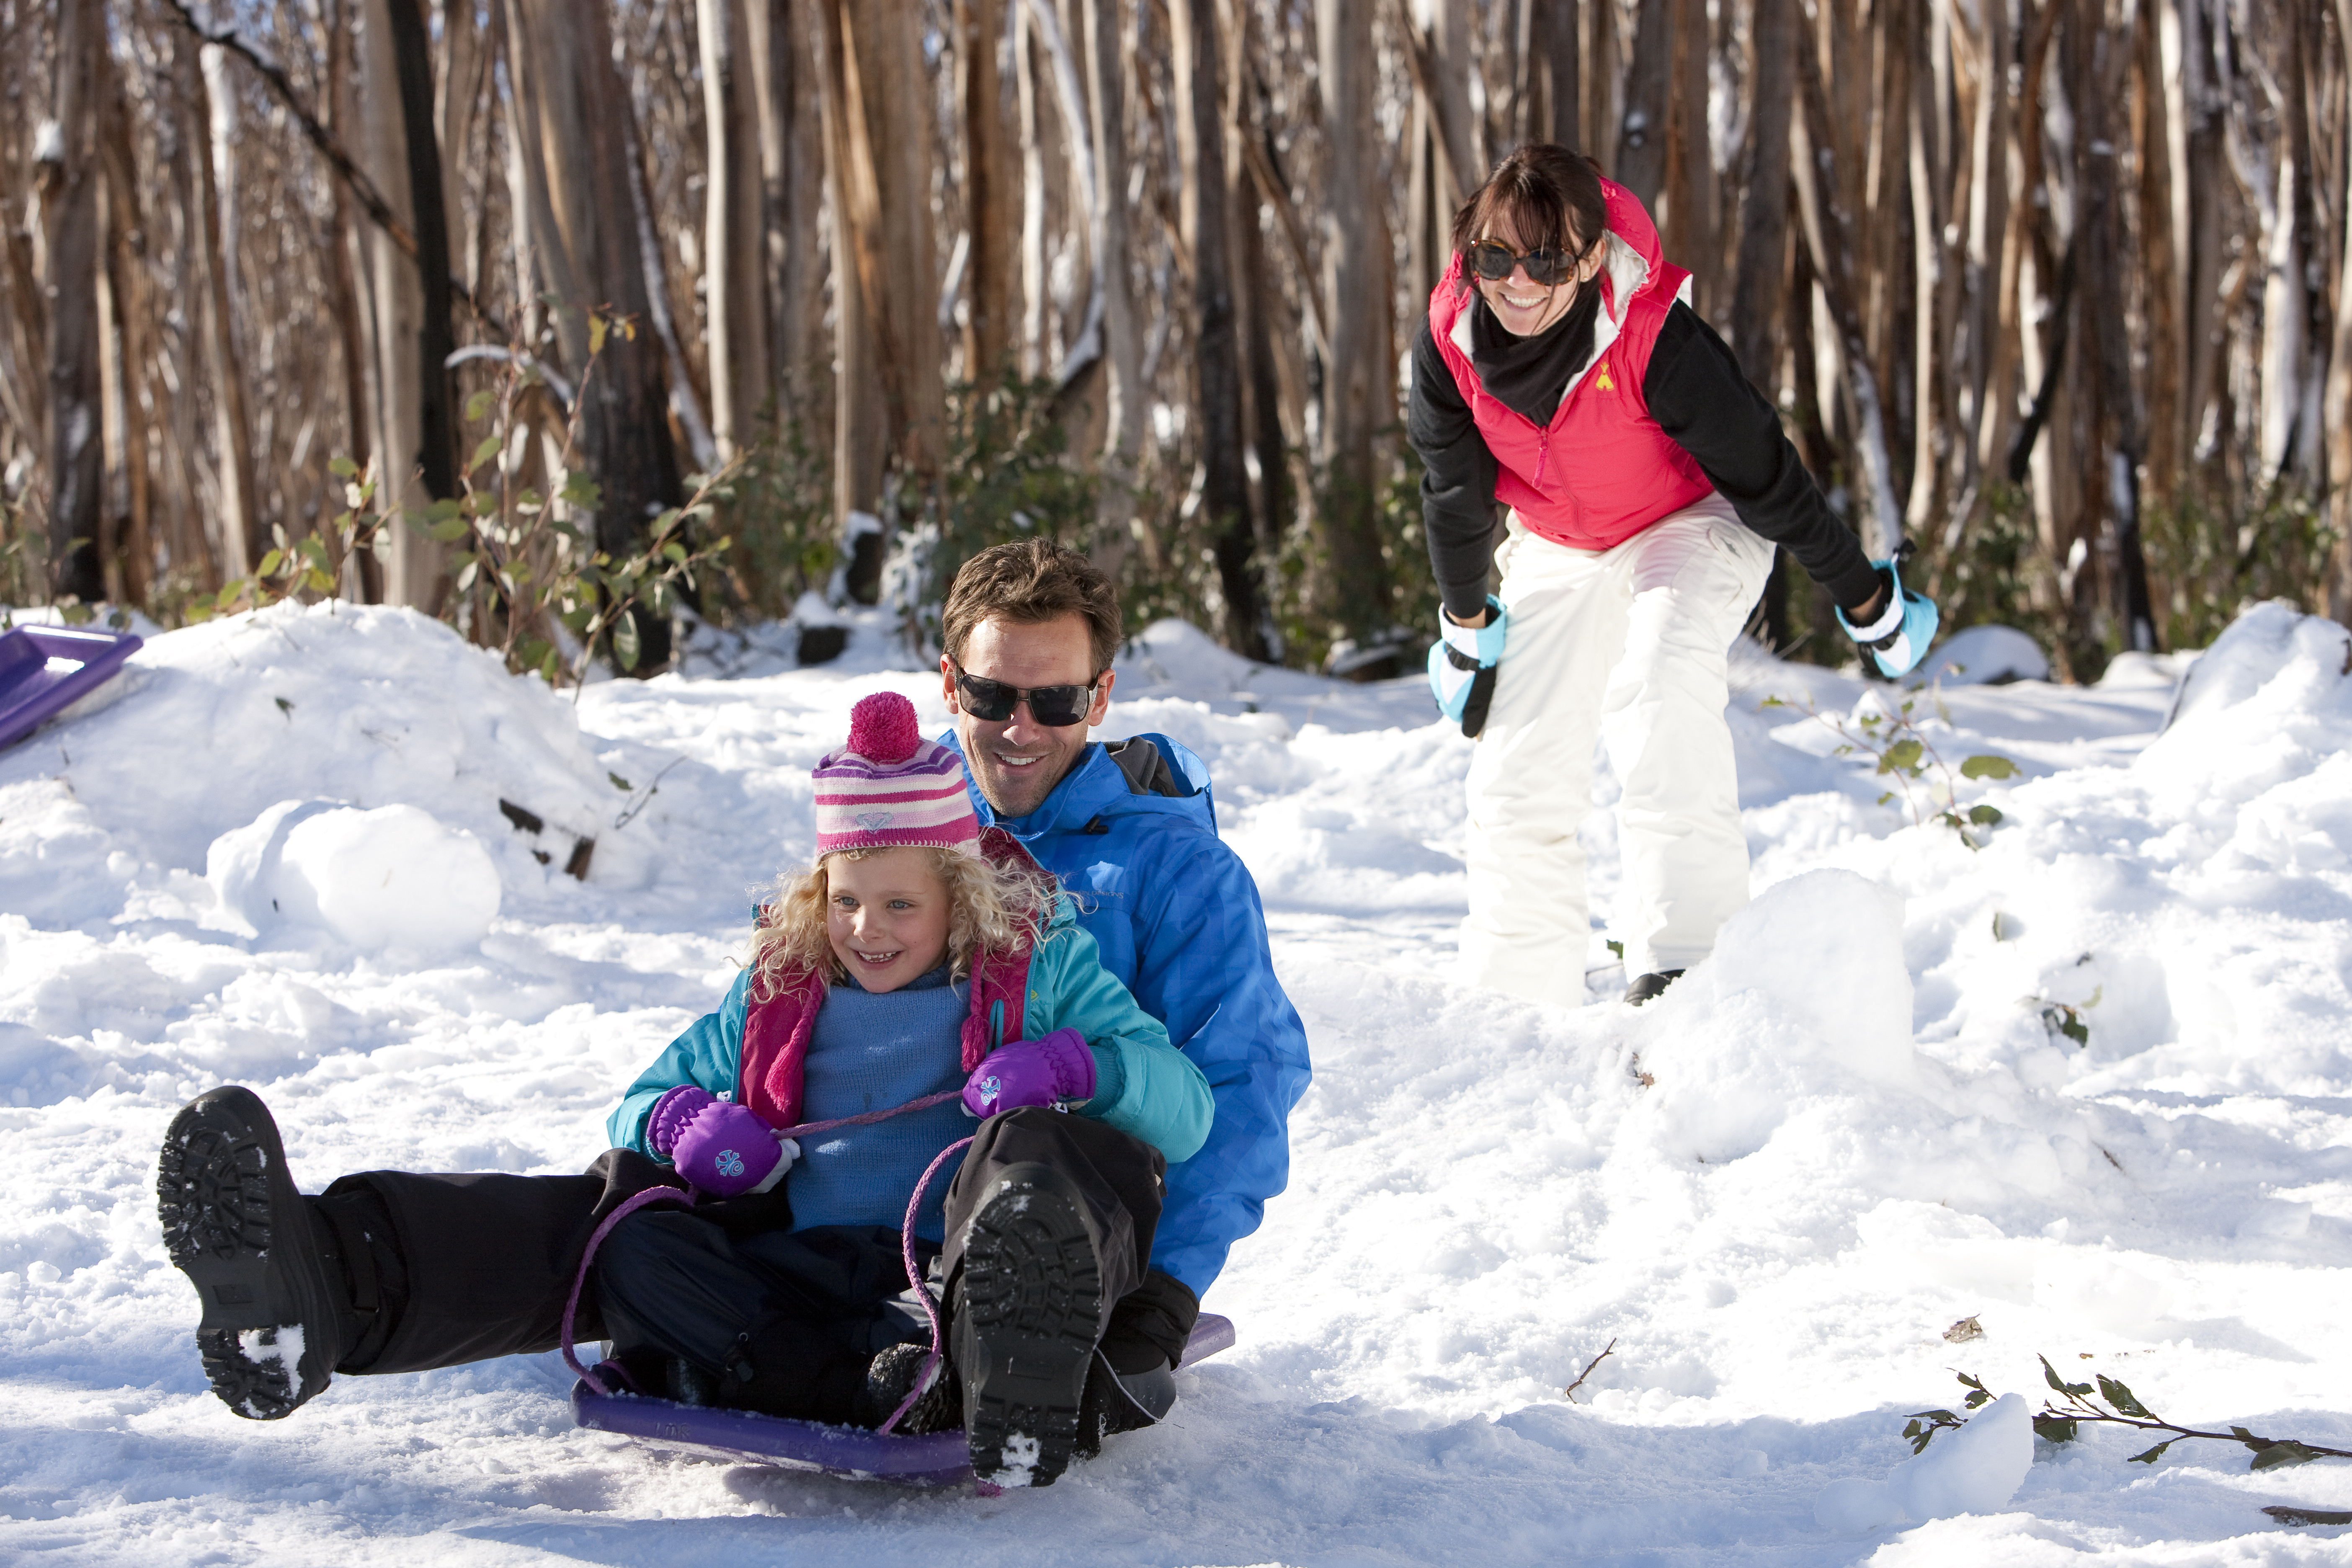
[
  {"left": 1474, "top": 209, "right": 1598, "bottom": 338},
  {"left": 826, "top": 848, "right": 952, "bottom": 993}
]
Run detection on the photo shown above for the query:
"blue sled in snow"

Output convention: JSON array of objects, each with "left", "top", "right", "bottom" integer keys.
[
  {"left": 572, "top": 1312, "right": 1238, "bottom": 1486},
  {"left": 0, "top": 622, "right": 143, "bottom": 751}
]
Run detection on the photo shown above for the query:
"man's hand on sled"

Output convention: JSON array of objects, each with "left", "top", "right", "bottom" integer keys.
[
  {"left": 963, "top": 1027, "right": 1097, "bottom": 1117},
  {"left": 649, "top": 1086, "right": 795, "bottom": 1197}
]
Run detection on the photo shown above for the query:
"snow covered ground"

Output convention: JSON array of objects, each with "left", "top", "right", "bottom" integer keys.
[{"left": 3, "top": 596, "right": 2351, "bottom": 1565}]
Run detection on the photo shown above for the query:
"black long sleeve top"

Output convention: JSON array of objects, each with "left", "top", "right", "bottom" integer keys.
[{"left": 1410, "top": 298, "right": 1884, "bottom": 624}]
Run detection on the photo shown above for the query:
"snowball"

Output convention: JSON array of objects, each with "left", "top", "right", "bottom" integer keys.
[
  {"left": 1911, "top": 625, "right": 2049, "bottom": 687},
  {"left": 1710, "top": 869, "right": 1916, "bottom": 1088},
  {"left": 278, "top": 805, "right": 500, "bottom": 951},
  {"left": 1814, "top": 1392, "right": 2033, "bottom": 1532}
]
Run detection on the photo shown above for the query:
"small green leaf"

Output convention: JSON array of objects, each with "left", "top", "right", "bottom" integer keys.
[
  {"left": 2127, "top": 1440, "right": 2174, "bottom": 1465},
  {"left": 1760, "top": 696, "right": 1786, "bottom": 708},
  {"left": 256, "top": 548, "right": 284, "bottom": 578},
  {"left": 1961, "top": 755, "right": 2020, "bottom": 779},
  {"left": 1605, "top": 939, "right": 1624, "bottom": 959},
  {"left": 2250, "top": 1441, "right": 2319, "bottom": 1471},
  {"left": 2095, "top": 1376, "right": 2154, "bottom": 1419},
  {"left": 1877, "top": 791, "right": 1896, "bottom": 806},
  {"left": 608, "top": 771, "right": 634, "bottom": 792},
  {"left": 662, "top": 540, "right": 688, "bottom": 565},
  {"left": 1968, "top": 805, "right": 2004, "bottom": 826},
  {"left": 469, "top": 434, "right": 504, "bottom": 474},
  {"left": 588, "top": 312, "right": 609, "bottom": 357},
  {"left": 561, "top": 475, "right": 603, "bottom": 510},
  {"left": 1963, "top": 1387, "right": 1993, "bottom": 1409},
  {"left": 613, "top": 616, "right": 642, "bottom": 671},
  {"left": 428, "top": 517, "right": 472, "bottom": 544},
  {"left": 274, "top": 696, "right": 294, "bottom": 717},
  {"left": 329, "top": 454, "right": 360, "bottom": 478},
  {"left": 2032, "top": 1415, "right": 2079, "bottom": 1443},
  {"left": 2040, "top": 1355, "right": 2094, "bottom": 1398},
  {"left": 1880, "top": 738, "right": 1924, "bottom": 774},
  {"left": 464, "top": 389, "right": 496, "bottom": 423}
]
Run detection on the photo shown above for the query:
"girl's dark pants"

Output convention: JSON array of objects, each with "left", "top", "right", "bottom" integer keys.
[{"left": 309, "top": 1108, "right": 1198, "bottom": 1425}]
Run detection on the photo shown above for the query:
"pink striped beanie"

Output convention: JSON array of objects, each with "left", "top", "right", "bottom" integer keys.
[{"left": 812, "top": 691, "right": 980, "bottom": 855}]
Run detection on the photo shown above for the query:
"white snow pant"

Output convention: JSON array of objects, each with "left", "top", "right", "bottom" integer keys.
[{"left": 1459, "top": 497, "right": 1775, "bottom": 1007}]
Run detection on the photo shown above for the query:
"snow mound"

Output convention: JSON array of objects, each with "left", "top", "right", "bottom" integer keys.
[
  {"left": 1814, "top": 1391, "right": 2032, "bottom": 1531},
  {"left": 1913, "top": 625, "right": 2049, "bottom": 686},
  {"left": 206, "top": 799, "right": 501, "bottom": 951},
  {"left": 0, "top": 601, "right": 655, "bottom": 929}
]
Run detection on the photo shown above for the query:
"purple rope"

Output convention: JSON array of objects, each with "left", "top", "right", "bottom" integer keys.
[
  {"left": 875, "top": 1134, "right": 976, "bottom": 1436},
  {"left": 561, "top": 1182, "right": 698, "bottom": 1395},
  {"left": 769, "top": 1088, "right": 962, "bottom": 1142}
]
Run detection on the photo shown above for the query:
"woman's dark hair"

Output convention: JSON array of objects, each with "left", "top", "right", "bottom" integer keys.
[{"left": 1448, "top": 144, "right": 1607, "bottom": 286}]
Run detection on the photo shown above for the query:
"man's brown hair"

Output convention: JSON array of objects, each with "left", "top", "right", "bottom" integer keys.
[{"left": 941, "top": 539, "right": 1122, "bottom": 675}]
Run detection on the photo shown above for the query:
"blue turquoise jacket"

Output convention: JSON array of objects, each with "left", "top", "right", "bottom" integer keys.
[
  {"left": 944, "top": 730, "right": 1313, "bottom": 1297},
  {"left": 607, "top": 894, "right": 1215, "bottom": 1164}
]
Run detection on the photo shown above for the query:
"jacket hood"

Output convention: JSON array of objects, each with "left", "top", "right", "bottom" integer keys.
[{"left": 939, "top": 729, "right": 1220, "bottom": 840}]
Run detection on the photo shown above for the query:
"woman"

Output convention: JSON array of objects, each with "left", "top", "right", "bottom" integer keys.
[{"left": 1410, "top": 144, "right": 1936, "bottom": 1010}]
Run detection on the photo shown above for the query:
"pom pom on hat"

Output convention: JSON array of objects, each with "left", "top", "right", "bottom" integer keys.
[
  {"left": 812, "top": 692, "right": 979, "bottom": 854},
  {"left": 846, "top": 691, "right": 922, "bottom": 764}
]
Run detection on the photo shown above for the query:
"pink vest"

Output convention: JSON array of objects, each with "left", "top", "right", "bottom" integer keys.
[
  {"left": 1426, "top": 178, "right": 1713, "bottom": 553},
  {"left": 736, "top": 827, "right": 1035, "bottom": 1129}
]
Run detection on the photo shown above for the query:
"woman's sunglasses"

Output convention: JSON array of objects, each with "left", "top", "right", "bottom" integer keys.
[
  {"left": 1467, "top": 235, "right": 1596, "bottom": 289},
  {"left": 951, "top": 662, "right": 1104, "bottom": 727}
]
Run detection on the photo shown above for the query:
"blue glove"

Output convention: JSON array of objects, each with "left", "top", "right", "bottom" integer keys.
[
  {"left": 1836, "top": 557, "right": 1939, "bottom": 678},
  {"left": 1428, "top": 596, "right": 1508, "bottom": 737}
]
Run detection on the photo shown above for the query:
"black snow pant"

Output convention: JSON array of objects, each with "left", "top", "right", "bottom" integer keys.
[{"left": 310, "top": 1108, "right": 1199, "bottom": 1422}]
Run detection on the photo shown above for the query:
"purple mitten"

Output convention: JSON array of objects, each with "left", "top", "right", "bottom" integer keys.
[
  {"left": 669, "top": 1099, "right": 795, "bottom": 1197},
  {"left": 646, "top": 1084, "right": 718, "bottom": 1159},
  {"left": 962, "top": 1027, "right": 1097, "bottom": 1118}
]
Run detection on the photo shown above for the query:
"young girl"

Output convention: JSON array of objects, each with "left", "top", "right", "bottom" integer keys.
[
  {"left": 160, "top": 690, "right": 1212, "bottom": 1490},
  {"left": 587, "top": 689, "right": 1213, "bottom": 1480}
]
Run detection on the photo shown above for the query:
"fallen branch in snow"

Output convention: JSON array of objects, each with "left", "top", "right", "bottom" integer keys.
[
  {"left": 2266, "top": 1505, "right": 2352, "bottom": 1526},
  {"left": 1563, "top": 1339, "right": 1617, "bottom": 1402},
  {"left": 1915, "top": 1362, "right": 2352, "bottom": 1471}
]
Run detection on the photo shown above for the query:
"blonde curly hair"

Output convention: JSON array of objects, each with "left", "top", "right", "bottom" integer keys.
[{"left": 746, "top": 843, "right": 1057, "bottom": 999}]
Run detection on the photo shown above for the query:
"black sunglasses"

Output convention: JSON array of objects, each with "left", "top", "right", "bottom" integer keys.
[
  {"left": 1467, "top": 234, "right": 1597, "bottom": 289},
  {"left": 950, "top": 662, "right": 1104, "bottom": 727}
]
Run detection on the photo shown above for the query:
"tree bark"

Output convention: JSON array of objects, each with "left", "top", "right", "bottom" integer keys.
[
  {"left": 702, "top": 0, "right": 771, "bottom": 457},
  {"left": 1666, "top": 0, "right": 1715, "bottom": 304},
  {"left": 99, "top": 57, "right": 154, "bottom": 608},
  {"left": 1315, "top": 0, "right": 1395, "bottom": 645},
  {"left": 1731, "top": 0, "right": 1795, "bottom": 389},
  {"left": 1082, "top": 0, "right": 1143, "bottom": 578},
  {"left": 1173, "top": 0, "right": 1268, "bottom": 657},
  {"left": 957, "top": 0, "right": 1018, "bottom": 388},
  {"left": 189, "top": 41, "right": 260, "bottom": 580},
  {"left": 1616, "top": 0, "right": 1671, "bottom": 210},
  {"left": 42, "top": 0, "right": 106, "bottom": 601},
  {"left": 1535, "top": 0, "right": 1581, "bottom": 149}
]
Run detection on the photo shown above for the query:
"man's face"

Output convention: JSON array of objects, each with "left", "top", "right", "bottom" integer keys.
[{"left": 942, "top": 613, "right": 1114, "bottom": 818}]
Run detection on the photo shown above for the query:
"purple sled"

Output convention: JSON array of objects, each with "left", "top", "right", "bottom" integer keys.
[
  {"left": 572, "top": 1311, "right": 1237, "bottom": 1485},
  {"left": 0, "top": 623, "right": 144, "bottom": 752}
]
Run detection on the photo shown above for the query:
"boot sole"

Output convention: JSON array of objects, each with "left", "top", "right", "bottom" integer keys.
[
  {"left": 956, "top": 1168, "right": 1102, "bottom": 1488},
  {"left": 156, "top": 1087, "right": 336, "bottom": 1419}
]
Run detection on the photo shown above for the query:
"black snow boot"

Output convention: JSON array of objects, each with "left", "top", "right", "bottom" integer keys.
[
  {"left": 156, "top": 1086, "right": 346, "bottom": 1419},
  {"left": 853, "top": 1342, "right": 963, "bottom": 1434},
  {"left": 952, "top": 1162, "right": 1106, "bottom": 1488},
  {"left": 1625, "top": 969, "right": 1686, "bottom": 1006}
]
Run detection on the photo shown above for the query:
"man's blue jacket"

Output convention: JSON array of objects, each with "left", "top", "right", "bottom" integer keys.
[{"left": 942, "top": 728, "right": 1311, "bottom": 1298}]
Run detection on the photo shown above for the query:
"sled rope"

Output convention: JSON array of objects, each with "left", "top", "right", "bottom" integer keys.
[
  {"left": 562, "top": 1182, "right": 700, "bottom": 1395},
  {"left": 769, "top": 1089, "right": 962, "bottom": 1142},
  {"left": 876, "top": 1134, "right": 976, "bottom": 1436}
]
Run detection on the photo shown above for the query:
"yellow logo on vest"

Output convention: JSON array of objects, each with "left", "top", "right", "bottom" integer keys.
[{"left": 1595, "top": 361, "right": 1615, "bottom": 392}]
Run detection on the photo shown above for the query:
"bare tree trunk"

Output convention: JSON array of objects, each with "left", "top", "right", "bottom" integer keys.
[
  {"left": 190, "top": 42, "right": 259, "bottom": 580},
  {"left": 1535, "top": 0, "right": 1581, "bottom": 148},
  {"left": 705, "top": 0, "right": 769, "bottom": 457},
  {"left": 1667, "top": 0, "right": 1715, "bottom": 303},
  {"left": 42, "top": 0, "right": 105, "bottom": 601},
  {"left": 1316, "top": 0, "right": 1395, "bottom": 645},
  {"left": 1616, "top": 0, "right": 1671, "bottom": 209},
  {"left": 1794, "top": 27, "right": 1903, "bottom": 559},
  {"left": 2137, "top": 0, "right": 2181, "bottom": 504},
  {"left": 438, "top": 0, "right": 484, "bottom": 297},
  {"left": 747, "top": 0, "right": 828, "bottom": 428},
  {"left": 100, "top": 61, "right": 154, "bottom": 608},
  {"left": 1083, "top": 0, "right": 1143, "bottom": 578},
  {"left": 957, "top": 0, "right": 1017, "bottom": 387},
  {"left": 1732, "top": 0, "right": 1795, "bottom": 387},
  {"left": 2326, "top": 0, "right": 2352, "bottom": 623},
  {"left": 326, "top": 0, "right": 382, "bottom": 601},
  {"left": 1173, "top": 0, "right": 1268, "bottom": 656}
]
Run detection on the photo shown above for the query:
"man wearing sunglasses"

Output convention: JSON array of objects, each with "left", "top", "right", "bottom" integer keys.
[
  {"left": 936, "top": 540, "right": 1311, "bottom": 1385},
  {"left": 1411, "top": 144, "right": 1939, "bottom": 1012}
]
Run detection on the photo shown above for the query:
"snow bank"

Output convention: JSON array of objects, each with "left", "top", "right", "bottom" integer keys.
[
  {"left": 1814, "top": 1392, "right": 2033, "bottom": 1531},
  {"left": 206, "top": 800, "right": 502, "bottom": 951}
]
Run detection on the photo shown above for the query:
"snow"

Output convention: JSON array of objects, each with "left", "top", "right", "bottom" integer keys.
[
  {"left": 5, "top": 598, "right": 2352, "bottom": 1563},
  {"left": 1814, "top": 1393, "right": 2033, "bottom": 1531}
]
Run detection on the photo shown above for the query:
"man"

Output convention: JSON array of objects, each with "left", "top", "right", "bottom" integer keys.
[
  {"left": 155, "top": 539, "right": 1310, "bottom": 1488},
  {"left": 935, "top": 540, "right": 1312, "bottom": 1306}
]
